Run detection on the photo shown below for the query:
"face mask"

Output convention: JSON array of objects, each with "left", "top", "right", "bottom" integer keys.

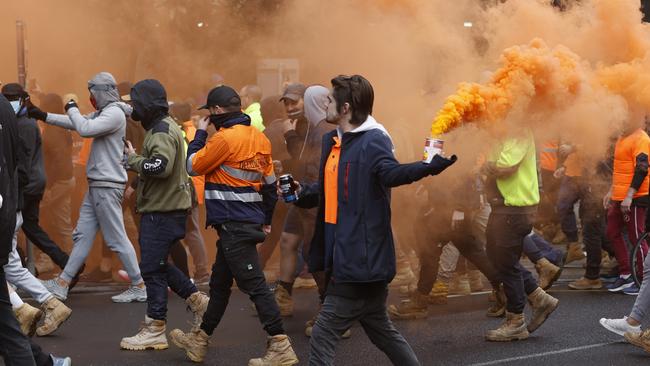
[
  {"left": 287, "top": 110, "right": 303, "bottom": 119},
  {"left": 209, "top": 111, "right": 241, "bottom": 129},
  {"left": 10, "top": 100, "right": 22, "bottom": 115},
  {"left": 131, "top": 108, "right": 142, "bottom": 122}
]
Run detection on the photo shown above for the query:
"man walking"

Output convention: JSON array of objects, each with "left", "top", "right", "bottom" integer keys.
[
  {"left": 170, "top": 85, "right": 297, "bottom": 365},
  {"left": 294, "top": 75, "right": 456, "bottom": 365},
  {"left": 120, "top": 79, "right": 209, "bottom": 351},
  {"left": 482, "top": 127, "right": 559, "bottom": 341},
  {"left": 27, "top": 72, "right": 146, "bottom": 302},
  {"left": 2, "top": 84, "right": 70, "bottom": 271}
]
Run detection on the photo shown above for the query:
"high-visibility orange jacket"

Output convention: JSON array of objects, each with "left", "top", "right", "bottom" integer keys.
[
  {"left": 186, "top": 114, "right": 277, "bottom": 226},
  {"left": 539, "top": 140, "right": 558, "bottom": 172},
  {"left": 182, "top": 121, "right": 205, "bottom": 204},
  {"left": 612, "top": 128, "right": 650, "bottom": 201}
]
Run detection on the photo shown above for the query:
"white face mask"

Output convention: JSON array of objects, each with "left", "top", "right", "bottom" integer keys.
[{"left": 10, "top": 100, "right": 21, "bottom": 114}]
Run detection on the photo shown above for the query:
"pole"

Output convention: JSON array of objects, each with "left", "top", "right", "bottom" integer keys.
[{"left": 16, "top": 20, "right": 27, "bottom": 88}]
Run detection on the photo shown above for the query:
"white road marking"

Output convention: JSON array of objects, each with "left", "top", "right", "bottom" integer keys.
[{"left": 467, "top": 341, "right": 623, "bottom": 366}]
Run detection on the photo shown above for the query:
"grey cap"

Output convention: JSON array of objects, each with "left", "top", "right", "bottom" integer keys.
[{"left": 279, "top": 83, "right": 306, "bottom": 102}]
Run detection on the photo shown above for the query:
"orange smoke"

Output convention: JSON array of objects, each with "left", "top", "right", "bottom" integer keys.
[{"left": 431, "top": 38, "right": 583, "bottom": 136}]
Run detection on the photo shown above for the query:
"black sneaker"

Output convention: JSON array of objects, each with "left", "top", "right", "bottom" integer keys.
[{"left": 607, "top": 276, "right": 634, "bottom": 293}]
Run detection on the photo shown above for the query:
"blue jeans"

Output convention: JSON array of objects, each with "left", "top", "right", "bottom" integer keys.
[
  {"left": 523, "top": 232, "right": 563, "bottom": 265},
  {"left": 310, "top": 288, "right": 420, "bottom": 366},
  {"left": 139, "top": 211, "right": 197, "bottom": 320}
]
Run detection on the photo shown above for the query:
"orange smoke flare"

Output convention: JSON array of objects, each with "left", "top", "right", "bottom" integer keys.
[{"left": 430, "top": 38, "right": 583, "bottom": 136}]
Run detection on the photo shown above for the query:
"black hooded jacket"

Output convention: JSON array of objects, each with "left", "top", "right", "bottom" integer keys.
[
  {"left": 0, "top": 95, "right": 20, "bottom": 265},
  {"left": 130, "top": 79, "right": 169, "bottom": 130}
]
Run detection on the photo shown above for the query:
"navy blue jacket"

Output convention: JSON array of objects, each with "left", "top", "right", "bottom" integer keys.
[{"left": 296, "top": 125, "right": 455, "bottom": 284}]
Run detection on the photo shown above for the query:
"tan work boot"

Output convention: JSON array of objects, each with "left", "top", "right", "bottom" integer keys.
[
  {"left": 36, "top": 297, "right": 72, "bottom": 336},
  {"left": 429, "top": 280, "right": 449, "bottom": 304},
  {"left": 485, "top": 311, "right": 529, "bottom": 341},
  {"left": 527, "top": 287, "right": 559, "bottom": 333},
  {"left": 535, "top": 258, "right": 562, "bottom": 290},
  {"left": 15, "top": 303, "right": 43, "bottom": 337},
  {"left": 568, "top": 277, "right": 603, "bottom": 290},
  {"left": 449, "top": 274, "right": 471, "bottom": 295},
  {"left": 274, "top": 286, "right": 293, "bottom": 317},
  {"left": 388, "top": 291, "right": 429, "bottom": 320},
  {"left": 625, "top": 329, "right": 650, "bottom": 352},
  {"left": 186, "top": 291, "right": 209, "bottom": 331},
  {"left": 486, "top": 285, "right": 506, "bottom": 318},
  {"left": 248, "top": 334, "right": 299, "bottom": 366},
  {"left": 468, "top": 270, "right": 487, "bottom": 292},
  {"left": 565, "top": 242, "right": 585, "bottom": 264},
  {"left": 120, "top": 316, "right": 168, "bottom": 350},
  {"left": 170, "top": 328, "right": 209, "bottom": 362}
]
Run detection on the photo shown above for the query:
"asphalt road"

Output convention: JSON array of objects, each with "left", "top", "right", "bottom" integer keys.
[{"left": 9, "top": 263, "right": 650, "bottom": 366}]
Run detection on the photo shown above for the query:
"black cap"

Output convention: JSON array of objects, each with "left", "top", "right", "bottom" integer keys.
[
  {"left": 279, "top": 83, "right": 306, "bottom": 102},
  {"left": 1, "top": 83, "right": 27, "bottom": 99},
  {"left": 198, "top": 85, "right": 241, "bottom": 110}
]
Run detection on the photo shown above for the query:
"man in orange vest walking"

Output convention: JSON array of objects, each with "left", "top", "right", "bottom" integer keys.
[{"left": 602, "top": 117, "right": 650, "bottom": 295}]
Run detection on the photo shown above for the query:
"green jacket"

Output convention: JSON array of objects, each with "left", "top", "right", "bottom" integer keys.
[{"left": 128, "top": 116, "right": 192, "bottom": 213}]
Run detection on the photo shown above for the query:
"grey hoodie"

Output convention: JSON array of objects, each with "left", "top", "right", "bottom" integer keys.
[{"left": 45, "top": 72, "right": 132, "bottom": 188}]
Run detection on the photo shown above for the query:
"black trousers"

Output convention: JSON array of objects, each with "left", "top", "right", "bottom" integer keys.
[
  {"left": 486, "top": 212, "right": 538, "bottom": 314},
  {"left": 22, "top": 194, "right": 69, "bottom": 269},
  {"left": 416, "top": 218, "right": 499, "bottom": 295},
  {"left": 582, "top": 185, "right": 613, "bottom": 280},
  {"left": 200, "top": 222, "right": 284, "bottom": 336}
]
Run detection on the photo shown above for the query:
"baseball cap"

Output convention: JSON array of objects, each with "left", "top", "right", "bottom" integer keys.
[
  {"left": 1, "top": 83, "right": 27, "bottom": 99},
  {"left": 279, "top": 83, "right": 306, "bottom": 102},
  {"left": 198, "top": 85, "right": 241, "bottom": 110}
]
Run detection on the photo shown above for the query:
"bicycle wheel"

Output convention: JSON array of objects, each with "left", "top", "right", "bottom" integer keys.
[{"left": 630, "top": 231, "right": 649, "bottom": 288}]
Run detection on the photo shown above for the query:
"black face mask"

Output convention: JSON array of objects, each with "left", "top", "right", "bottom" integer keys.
[
  {"left": 131, "top": 108, "right": 142, "bottom": 122},
  {"left": 209, "top": 111, "right": 241, "bottom": 129}
]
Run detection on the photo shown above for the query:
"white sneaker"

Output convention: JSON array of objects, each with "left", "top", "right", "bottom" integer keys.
[
  {"left": 599, "top": 316, "right": 641, "bottom": 336},
  {"left": 112, "top": 286, "right": 147, "bottom": 303}
]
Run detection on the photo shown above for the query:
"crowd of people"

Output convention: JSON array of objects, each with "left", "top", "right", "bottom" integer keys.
[{"left": 1, "top": 68, "right": 650, "bottom": 366}]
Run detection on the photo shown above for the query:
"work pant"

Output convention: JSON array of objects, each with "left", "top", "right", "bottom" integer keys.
[
  {"left": 200, "top": 222, "right": 284, "bottom": 336},
  {"left": 582, "top": 188, "right": 611, "bottom": 280},
  {"left": 606, "top": 202, "right": 647, "bottom": 277},
  {"left": 556, "top": 176, "right": 581, "bottom": 242},
  {"left": 309, "top": 288, "right": 420, "bottom": 366},
  {"left": 486, "top": 212, "right": 538, "bottom": 314},
  {"left": 61, "top": 187, "right": 142, "bottom": 285},
  {"left": 22, "top": 193, "right": 69, "bottom": 270},
  {"left": 4, "top": 213, "right": 52, "bottom": 304},
  {"left": 139, "top": 211, "right": 197, "bottom": 320}
]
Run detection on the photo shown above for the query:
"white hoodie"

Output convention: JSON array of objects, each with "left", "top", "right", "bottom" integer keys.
[{"left": 336, "top": 115, "right": 395, "bottom": 152}]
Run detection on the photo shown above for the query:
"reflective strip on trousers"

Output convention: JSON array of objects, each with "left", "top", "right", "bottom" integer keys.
[{"left": 204, "top": 190, "right": 263, "bottom": 202}]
